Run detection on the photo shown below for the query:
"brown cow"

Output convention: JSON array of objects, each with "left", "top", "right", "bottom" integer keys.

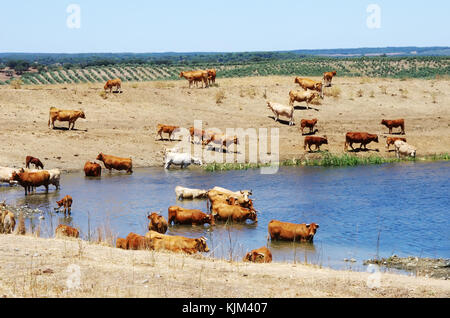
[
  {"left": 300, "top": 119, "right": 318, "bottom": 135},
  {"left": 294, "top": 77, "right": 323, "bottom": 98},
  {"left": 203, "top": 133, "right": 239, "bottom": 153},
  {"left": 207, "top": 69, "right": 217, "bottom": 85},
  {"left": 84, "top": 161, "right": 101, "bottom": 177},
  {"left": 289, "top": 90, "right": 319, "bottom": 109},
  {"left": 243, "top": 247, "right": 272, "bottom": 263},
  {"left": 268, "top": 220, "right": 319, "bottom": 242},
  {"left": 56, "top": 195, "right": 73, "bottom": 217},
  {"left": 96, "top": 153, "right": 133, "bottom": 173},
  {"left": 381, "top": 119, "right": 405, "bottom": 135},
  {"left": 180, "top": 70, "right": 209, "bottom": 88},
  {"left": 0, "top": 206, "right": 16, "bottom": 234},
  {"left": 148, "top": 212, "right": 169, "bottom": 234},
  {"left": 116, "top": 238, "right": 127, "bottom": 249},
  {"left": 55, "top": 224, "right": 79, "bottom": 238},
  {"left": 157, "top": 124, "right": 180, "bottom": 141},
  {"left": 211, "top": 202, "right": 257, "bottom": 223},
  {"left": 386, "top": 137, "right": 407, "bottom": 149},
  {"left": 323, "top": 71, "right": 337, "bottom": 87},
  {"left": 10, "top": 170, "right": 50, "bottom": 195},
  {"left": 344, "top": 132, "right": 379, "bottom": 151},
  {"left": 145, "top": 231, "right": 209, "bottom": 254},
  {"left": 125, "top": 232, "right": 152, "bottom": 250},
  {"left": 207, "top": 188, "right": 255, "bottom": 212},
  {"left": 168, "top": 206, "right": 214, "bottom": 226},
  {"left": 104, "top": 78, "right": 122, "bottom": 93},
  {"left": 25, "top": 156, "right": 44, "bottom": 169},
  {"left": 48, "top": 107, "right": 86, "bottom": 130},
  {"left": 304, "top": 136, "right": 328, "bottom": 152},
  {"left": 189, "top": 127, "right": 208, "bottom": 144}
]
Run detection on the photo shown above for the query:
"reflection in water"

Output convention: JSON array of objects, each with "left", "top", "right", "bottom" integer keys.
[{"left": 0, "top": 162, "right": 449, "bottom": 273}]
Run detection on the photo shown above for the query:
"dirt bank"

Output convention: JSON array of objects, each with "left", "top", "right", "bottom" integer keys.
[
  {"left": 0, "top": 234, "right": 449, "bottom": 298},
  {"left": 0, "top": 76, "right": 448, "bottom": 171}
]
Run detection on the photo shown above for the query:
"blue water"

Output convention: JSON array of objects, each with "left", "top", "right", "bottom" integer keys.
[{"left": 1, "top": 161, "right": 449, "bottom": 272}]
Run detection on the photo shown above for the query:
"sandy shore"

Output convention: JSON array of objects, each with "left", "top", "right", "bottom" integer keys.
[
  {"left": 0, "top": 76, "right": 448, "bottom": 171},
  {"left": 0, "top": 234, "right": 448, "bottom": 298}
]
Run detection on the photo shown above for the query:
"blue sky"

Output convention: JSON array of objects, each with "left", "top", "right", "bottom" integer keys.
[{"left": 0, "top": 0, "right": 449, "bottom": 53}]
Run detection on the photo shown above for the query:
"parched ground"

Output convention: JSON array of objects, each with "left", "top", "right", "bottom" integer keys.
[
  {"left": 0, "top": 76, "right": 448, "bottom": 170},
  {"left": 0, "top": 234, "right": 448, "bottom": 298}
]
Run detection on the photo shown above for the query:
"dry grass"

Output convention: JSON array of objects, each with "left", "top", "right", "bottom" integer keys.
[
  {"left": 399, "top": 88, "right": 409, "bottom": 98},
  {"left": 357, "top": 89, "right": 364, "bottom": 97},
  {"left": 10, "top": 79, "right": 23, "bottom": 89},
  {"left": 324, "top": 86, "right": 341, "bottom": 98},
  {"left": 152, "top": 81, "right": 176, "bottom": 89},
  {"left": 239, "top": 87, "right": 257, "bottom": 99},
  {"left": 99, "top": 91, "right": 107, "bottom": 99},
  {"left": 215, "top": 90, "right": 226, "bottom": 104},
  {"left": 0, "top": 235, "right": 448, "bottom": 298},
  {"left": 379, "top": 85, "right": 388, "bottom": 95}
]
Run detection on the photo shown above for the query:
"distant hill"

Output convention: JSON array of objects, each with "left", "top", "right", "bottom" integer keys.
[{"left": 0, "top": 47, "right": 449, "bottom": 66}]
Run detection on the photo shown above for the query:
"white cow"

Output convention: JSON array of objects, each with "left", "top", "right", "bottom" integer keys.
[
  {"left": 175, "top": 186, "right": 208, "bottom": 200},
  {"left": 394, "top": 140, "right": 417, "bottom": 158},
  {"left": 289, "top": 90, "right": 319, "bottom": 109},
  {"left": 164, "top": 152, "right": 203, "bottom": 169},
  {"left": 211, "top": 186, "right": 252, "bottom": 202},
  {"left": 0, "top": 167, "right": 20, "bottom": 186},
  {"left": 266, "top": 101, "right": 294, "bottom": 126}
]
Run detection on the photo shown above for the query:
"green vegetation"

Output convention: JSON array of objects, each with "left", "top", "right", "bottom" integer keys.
[{"left": 203, "top": 153, "right": 449, "bottom": 171}]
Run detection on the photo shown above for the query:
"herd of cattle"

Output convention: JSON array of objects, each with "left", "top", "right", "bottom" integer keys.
[
  {"left": 111, "top": 185, "right": 320, "bottom": 261},
  {"left": 0, "top": 69, "right": 419, "bottom": 263}
]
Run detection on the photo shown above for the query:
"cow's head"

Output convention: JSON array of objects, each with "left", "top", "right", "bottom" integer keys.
[
  {"left": 203, "top": 214, "right": 215, "bottom": 226},
  {"left": 195, "top": 237, "right": 209, "bottom": 252},
  {"left": 240, "top": 190, "right": 252, "bottom": 202},
  {"left": 79, "top": 111, "right": 86, "bottom": 119},
  {"left": 191, "top": 157, "right": 203, "bottom": 166},
  {"left": 248, "top": 210, "right": 258, "bottom": 222},
  {"left": 96, "top": 153, "right": 104, "bottom": 161},
  {"left": 332, "top": 71, "right": 337, "bottom": 76},
  {"left": 10, "top": 171, "right": 20, "bottom": 182},
  {"left": 179, "top": 72, "right": 184, "bottom": 78},
  {"left": 266, "top": 101, "right": 272, "bottom": 109},
  {"left": 409, "top": 149, "right": 417, "bottom": 158},
  {"left": 306, "top": 223, "right": 320, "bottom": 236},
  {"left": 381, "top": 119, "right": 388, "bottom": 126},
  {"left": 294, "top": 77, "right": 299, "bottom": 84},
  {"left": 56, "top": 199, "right": 64, "bottom": 207}
]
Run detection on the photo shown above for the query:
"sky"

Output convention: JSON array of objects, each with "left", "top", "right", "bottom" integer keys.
[{"left": 0, "top": 0, "right": 449, "bottom": 53}]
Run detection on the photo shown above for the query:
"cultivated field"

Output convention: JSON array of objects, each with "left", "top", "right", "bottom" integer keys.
[
  {"left": 0, "top": 235, "right": 448, "bottom": 298},
  {"left": 0, "top": 76, "right": 448, "bottom": 171},
  {"left": 2, "top": 56, "right": 449, "bottom": 86}
]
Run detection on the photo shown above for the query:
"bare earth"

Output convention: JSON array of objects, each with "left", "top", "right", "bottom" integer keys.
[
  {"left": 0, "top": 76, "right": 449, "bottom": 171},
  {"left": 0, "top": 235, "right": 448, "bottom": 298}
]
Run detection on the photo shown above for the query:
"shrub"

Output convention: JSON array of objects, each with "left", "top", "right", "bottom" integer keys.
[
  {"left": 215, "top": 90, "right": 225, "bottom": 104},
  {"left": 324, "top": 85, "right": 341, "bottom": 98},
  {"left": 10, "top": 78, "right": 23, "bottom": 89},
  {"left": 99, "top": 91, "right": 107, "bottom": 99},
  {"left": 357, "top": 89, "right": 364, "bottom": 97},
  {"left": 379, "top": 85, "right": 388, "bottom": 95}
]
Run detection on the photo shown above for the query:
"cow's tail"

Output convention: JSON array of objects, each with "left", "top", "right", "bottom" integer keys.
[{"left": 303, "top": 139, "right": 307, "bottom": 150}]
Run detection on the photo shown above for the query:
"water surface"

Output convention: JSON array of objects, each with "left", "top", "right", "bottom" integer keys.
[{"left": 1, "top": 162, "right": 448, "bottom": 273}]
